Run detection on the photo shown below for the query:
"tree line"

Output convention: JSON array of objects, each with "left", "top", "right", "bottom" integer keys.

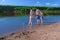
[{"left": 0, "top": 5, "right": 60, "bottom": 16}]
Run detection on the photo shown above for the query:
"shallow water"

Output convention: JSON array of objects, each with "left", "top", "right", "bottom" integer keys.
[{"left": 0, "top": 16, "right": 60, "bottom": 36}]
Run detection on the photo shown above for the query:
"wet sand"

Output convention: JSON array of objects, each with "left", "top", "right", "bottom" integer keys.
[{"left": 0, "top": 22, "right": 60, "bottom": 40}]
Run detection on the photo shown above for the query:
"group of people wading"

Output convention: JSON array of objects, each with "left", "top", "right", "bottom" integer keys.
[{"left": 29, "top": 8, "right": 43, "bottom": 26}]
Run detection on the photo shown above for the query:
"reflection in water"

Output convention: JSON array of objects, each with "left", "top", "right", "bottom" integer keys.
[{"left": 28, "top": 24, "right": 32, "bottom": 30}]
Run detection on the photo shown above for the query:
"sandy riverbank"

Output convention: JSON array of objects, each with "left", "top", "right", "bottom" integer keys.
[{"left": 0, "top": 22, "right": 60, "bottom": 40}]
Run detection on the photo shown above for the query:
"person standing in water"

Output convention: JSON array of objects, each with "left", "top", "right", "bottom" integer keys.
[
  {"left": 29, "top": 9, "right": 34, "bottom": 25},
  {"left": 36, "top": 9, "right": 43, "bottom": 25}
]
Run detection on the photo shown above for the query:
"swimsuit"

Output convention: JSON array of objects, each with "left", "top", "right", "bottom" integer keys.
[{"left": 36, "top": 15, "right": 40, "bottom": 19}]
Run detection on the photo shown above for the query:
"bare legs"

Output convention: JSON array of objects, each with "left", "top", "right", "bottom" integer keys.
[
  {"left": 37, "top": 19, "right": 40, "bottom": 25},
  {"left": 37, "top": 16, "right": 43, "bottom": 25},
  {"left": 28, "top": 16, "right": 32, "bottom": 30},
  {"left": 29, "top": 16, "right": 32, "bottom": 26},
  {"left": 40, "top": 16, "right": 43, "bottom": 25}
]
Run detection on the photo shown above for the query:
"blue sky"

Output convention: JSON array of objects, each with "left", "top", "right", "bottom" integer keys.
[{"left": 0, "top": 0, "right": 60, "bottom": 6}]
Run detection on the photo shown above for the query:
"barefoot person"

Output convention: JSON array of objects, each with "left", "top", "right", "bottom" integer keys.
[
  {"left": 29, "top": 9, "right": 34, "bottom": 25},
  {"left": 36, "top": 9, "right": 43, "bottom": 25}
]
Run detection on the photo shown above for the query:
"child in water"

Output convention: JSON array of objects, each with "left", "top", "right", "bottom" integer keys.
[
  {"left": 29, "top": 9, "right": 34, "bottom": 25},
  {"left": 36, "top": 9, "right": 43, "bottom": 25}
]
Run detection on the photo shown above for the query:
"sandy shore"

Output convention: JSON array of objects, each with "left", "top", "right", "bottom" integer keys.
[{"left": 0, "top": 22, "right": 60, "bottom": 40}]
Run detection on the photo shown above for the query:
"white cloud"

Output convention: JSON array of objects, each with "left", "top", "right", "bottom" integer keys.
[
  {"left": 45, "top": 3, "right": 59, "bottom": 6},
  {"left": 45, "top": 3, "right": 50, "bottom": 5},
  {"left": 34, "top": 1, "right": 41, "bottom": 6},
  {"left": 1, "top": 0, "right": 5, "bottom": 2},
  {"left": 36, "top": 1, "right": 40, "bottom": 4},
  {"left": 52, "top": 4, "right": 58, "bottom": 6}
]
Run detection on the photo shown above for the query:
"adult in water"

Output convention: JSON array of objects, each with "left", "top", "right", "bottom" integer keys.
[{"left": 35, "top": 9, "right": 43, "bottom": 25}]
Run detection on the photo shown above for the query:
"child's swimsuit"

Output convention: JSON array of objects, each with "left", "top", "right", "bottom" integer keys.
[{"left": 36, "top": 15, "right": 40, "bottom": 19}]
